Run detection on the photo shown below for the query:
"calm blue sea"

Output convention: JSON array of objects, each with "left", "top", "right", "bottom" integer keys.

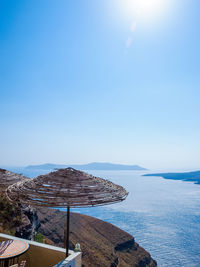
[{"left": 8, "top": 168, "right": 200, "bottom": 267}]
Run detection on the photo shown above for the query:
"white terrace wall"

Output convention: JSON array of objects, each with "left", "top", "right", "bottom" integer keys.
[{"left": 54, "top": 252, "right": 82, "bottom": 267}]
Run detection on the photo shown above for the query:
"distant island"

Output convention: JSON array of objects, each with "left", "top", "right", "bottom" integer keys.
[
  {"left": 144, "top": 170, "right": 200, "bottom": 185},
  {"left": 25, "top": 162, "right": 147, "bottom": 171}
]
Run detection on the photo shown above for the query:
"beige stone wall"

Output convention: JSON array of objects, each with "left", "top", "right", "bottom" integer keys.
[{"left": 0, "top": 234, "right": 82, "bottom": 267}]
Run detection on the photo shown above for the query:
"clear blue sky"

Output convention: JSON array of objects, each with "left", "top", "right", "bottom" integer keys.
[{"left": 0, "top": 0, "right": 200, "bottom": 170}]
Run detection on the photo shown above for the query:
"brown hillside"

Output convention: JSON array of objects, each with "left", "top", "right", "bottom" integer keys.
[
  {"left": 37, "top": 208, "right": 157, "bottom": 267},
  {"left": 0, "top": 194, "right": 22, "bottom": 235}
]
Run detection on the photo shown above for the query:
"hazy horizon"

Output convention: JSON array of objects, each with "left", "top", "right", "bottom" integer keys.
[
  {"left": 1, "top": 161, "right": 200, "bottom": 173},
  {"left": 1, "top": 0, "right": 200, "bottom": 170}
]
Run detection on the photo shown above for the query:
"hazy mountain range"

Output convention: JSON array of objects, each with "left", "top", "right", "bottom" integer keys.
[{"left": 25, "top": 162, "right": 147, "bottom": 171}]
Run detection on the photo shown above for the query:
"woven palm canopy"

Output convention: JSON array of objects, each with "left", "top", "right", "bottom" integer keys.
[
  {"left": 6, "top": 168, "right": 128, "bottom": 208},
  {"left": 0, "top": 168, "right": 28, "bottom": 194},
  {"left": 6, "top": 167, "right": 128, "bottom": 257}
]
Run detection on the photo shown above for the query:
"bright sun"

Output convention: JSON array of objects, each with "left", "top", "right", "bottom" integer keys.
[{"left": 120, "top": 0, "right": 166, "bottom": 20}]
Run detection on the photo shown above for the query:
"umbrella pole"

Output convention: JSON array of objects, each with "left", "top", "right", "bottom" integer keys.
[{"left": 66, "top": 206, "right": 70, "bottom": 257}]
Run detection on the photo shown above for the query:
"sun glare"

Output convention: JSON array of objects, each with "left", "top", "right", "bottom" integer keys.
[{"left": 119, "top": 0, "right": 167, "bottom": 20}]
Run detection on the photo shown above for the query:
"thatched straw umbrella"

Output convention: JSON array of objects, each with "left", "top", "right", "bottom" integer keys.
[
  {"left": 6, "top": 168, "right": 128, "bottom": 257},
  {"left": 0, "top": 168, "right": 28, "bottom": 194}
]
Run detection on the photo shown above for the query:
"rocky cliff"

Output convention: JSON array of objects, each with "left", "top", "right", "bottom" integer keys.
[
  {"left": 0, "top": 194, "right": 40, "bottom": 240},
  {"left": 37, "top": 208, "right": 157, "bottom": 267}
]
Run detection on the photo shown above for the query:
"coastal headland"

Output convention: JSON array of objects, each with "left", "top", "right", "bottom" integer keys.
[{"left": 144, "top": 170, "right": 200, "bottom": 185}]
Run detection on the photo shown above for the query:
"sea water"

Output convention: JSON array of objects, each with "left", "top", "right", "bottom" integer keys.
[{"left": 10, "top": 168, "right": 200, "bottom": 267}]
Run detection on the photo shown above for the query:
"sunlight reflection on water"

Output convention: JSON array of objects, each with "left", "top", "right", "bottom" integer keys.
[{"left": 73, "top": 170, "right": 200, "bottom": 267}]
